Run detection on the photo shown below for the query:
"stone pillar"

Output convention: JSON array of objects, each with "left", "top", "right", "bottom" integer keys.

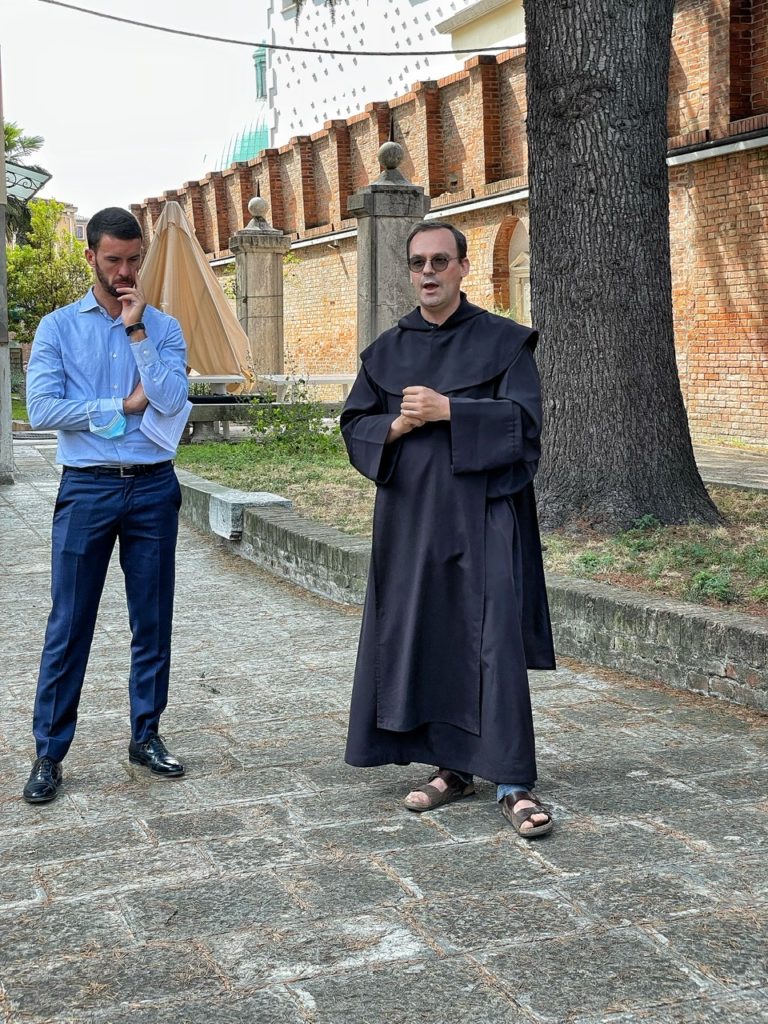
[
  {"left": 229, "top": 196, "right": 292, "bottom": 376},
  {"left": 348, "top": 140, "right": 431, "bottom": 355},
  {"left": 0, "top": 142, "right": 13, "bottom": 484}
]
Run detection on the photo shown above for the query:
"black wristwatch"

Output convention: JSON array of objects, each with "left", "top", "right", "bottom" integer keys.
[{"left": 125, "top": 321, "right": 145, "bottom": 337}]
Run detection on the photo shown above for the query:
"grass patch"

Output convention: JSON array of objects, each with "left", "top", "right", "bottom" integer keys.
[
  {"left": 176, "top": 436, "right": 376, "bottom": 538},
  {"left": 176, "top": 439, "right": 767, "bottom": 616},
  {"left": 543, "top": 488, "right": 768, "bottom": 615},
  {"left": 12, "top": 398, "right": 27, "bottom": 421}
]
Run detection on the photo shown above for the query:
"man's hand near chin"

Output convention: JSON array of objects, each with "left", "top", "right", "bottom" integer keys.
[{"left": 123, "top": 381, "right": 149, "bottom": 415}]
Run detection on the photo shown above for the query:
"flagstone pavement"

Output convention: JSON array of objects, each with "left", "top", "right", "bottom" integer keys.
[{"left": 1, "top": 437, "right": 766, "bottom": 1024}]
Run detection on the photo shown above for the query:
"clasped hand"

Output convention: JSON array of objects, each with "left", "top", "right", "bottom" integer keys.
[
  {"left": 389, "top": 386, "right": 450, "bottom": 440},
  {"left": 401, "top": 386, "right": 450, "bottom": 424}
]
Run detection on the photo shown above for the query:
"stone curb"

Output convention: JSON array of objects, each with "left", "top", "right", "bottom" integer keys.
[
  {"left": 546, "top": 575, "right": 767, "bottom": 713},
  {"left": 177, "top": 469, "right": 768, "bottom": 713}
]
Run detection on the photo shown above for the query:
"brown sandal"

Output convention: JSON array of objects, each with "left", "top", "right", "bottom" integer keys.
[
  {"left": 403, "top": 769, "right": 476, "bottom": 812},
  {"left": 500, "top": 790, "right": 553, "bottom": 838}
]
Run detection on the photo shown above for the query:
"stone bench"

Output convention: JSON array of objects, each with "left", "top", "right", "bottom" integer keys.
[{"left": 186, "top": 402, "right": 253, "bottom": 442}]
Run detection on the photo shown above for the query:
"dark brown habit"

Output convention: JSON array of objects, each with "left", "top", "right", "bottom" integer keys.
[{"left": 341, "top": 296, "right": 555, "bottom": 784}]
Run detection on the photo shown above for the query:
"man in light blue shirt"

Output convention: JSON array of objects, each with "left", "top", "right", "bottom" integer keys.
[{"left": 23, "top": 207, "right": 190, "bottom": 804}]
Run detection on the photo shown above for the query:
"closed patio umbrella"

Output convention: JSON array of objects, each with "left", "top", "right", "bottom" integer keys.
[{"left": 140, "top": 201, "right": 253, "bottom": 388}]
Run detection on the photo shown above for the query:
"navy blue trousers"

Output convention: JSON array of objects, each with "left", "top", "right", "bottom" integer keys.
[{"left": 33, "top": 464, "right": 181, "bottom": 762}]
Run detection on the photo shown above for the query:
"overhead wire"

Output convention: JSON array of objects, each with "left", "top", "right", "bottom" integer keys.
[{"left": 35, "top": 0, "right": 517, "bottom": 57}]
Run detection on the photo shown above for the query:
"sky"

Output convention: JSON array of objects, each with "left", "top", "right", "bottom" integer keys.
[{"left": 1, "top": 0, "right": 267, "bottom": 217}]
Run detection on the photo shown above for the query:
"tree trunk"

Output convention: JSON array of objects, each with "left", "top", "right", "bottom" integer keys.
[{"left": 524, "top": 0, "right": 720, "bottom": 530}]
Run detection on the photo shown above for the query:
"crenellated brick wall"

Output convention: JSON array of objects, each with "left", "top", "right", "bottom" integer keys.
[{"left": 133, "top": 4, "right": 768, "bottom": 446}]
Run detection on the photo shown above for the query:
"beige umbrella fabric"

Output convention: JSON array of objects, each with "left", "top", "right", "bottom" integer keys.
[{"left": 140, "top": 201, "right": 253, "bottom": 388}]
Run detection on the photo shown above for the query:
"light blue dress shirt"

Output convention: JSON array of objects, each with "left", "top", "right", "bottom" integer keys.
[{"left": 26, "top": 289, "right": 189, "bottom": 467}]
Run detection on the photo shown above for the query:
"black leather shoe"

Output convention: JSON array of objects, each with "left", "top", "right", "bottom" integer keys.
[
  {"left": 23, "top": 757, "right": 63, "bottom": 804},
  {"left": 128, "top": 735, "right": 185, "bottom": 777}
]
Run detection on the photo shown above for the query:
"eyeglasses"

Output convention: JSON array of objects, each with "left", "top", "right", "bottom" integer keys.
[{"left": 407, "top": 254, "right": 461, "bottom": 273}]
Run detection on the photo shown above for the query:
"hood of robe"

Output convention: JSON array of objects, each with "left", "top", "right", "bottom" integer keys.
[{"left": 360, "top": 294, "right": 537, "bottom": 395}]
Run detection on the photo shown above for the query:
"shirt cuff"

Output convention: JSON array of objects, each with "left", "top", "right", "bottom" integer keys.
[
  {"left": 87, "top": 398, "right": 127, "bottom": 437},
  {"left": 130, "top": 336, "right": 161, "bottom": 368}
]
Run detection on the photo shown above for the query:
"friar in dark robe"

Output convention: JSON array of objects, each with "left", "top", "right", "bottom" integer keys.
[{"left": 340, "top": 222, "right": 556, "bottom": 838}]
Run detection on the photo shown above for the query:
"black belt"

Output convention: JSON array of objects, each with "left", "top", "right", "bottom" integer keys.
[{"left": 63, "top": 461, "right": 173, "bottom": 478}]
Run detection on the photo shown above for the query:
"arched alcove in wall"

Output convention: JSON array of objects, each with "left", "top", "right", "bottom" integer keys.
[{"left": 491, "top": 215, "right": 531, "bottom": 324}]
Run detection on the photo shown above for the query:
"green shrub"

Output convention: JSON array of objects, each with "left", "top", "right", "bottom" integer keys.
[
  {"left": 736, "top": 549, "right": 768, "bottom": 580},
  {"left": 249, "top": 399, "right": 342, "bottom": 458},
  {"left": 573, "top": 550, "right": 616, "bottom": 576},
  {"left": 10, "top": 370, "right": 26, "bottom": 398},
  {"left": 687, "top": 569, "right": 735, "bottom": 604},
  {"left": 629, "top": 514, "right": 662, "bottom": 531}
]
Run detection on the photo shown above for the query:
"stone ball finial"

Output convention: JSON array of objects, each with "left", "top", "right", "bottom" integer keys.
[
  {"left": 375, "top": 141, "right": 410, "bottom": 185},
  {"left": 248, "top": 195, "right": 269, "bottom": 220},
  {"left": 378, "top": 140, "right": 404, "bottom": 171}
]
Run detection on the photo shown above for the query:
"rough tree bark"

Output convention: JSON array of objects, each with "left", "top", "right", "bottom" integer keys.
[{"left": 524, "top": 0, "right": 721, "bottom": 530}]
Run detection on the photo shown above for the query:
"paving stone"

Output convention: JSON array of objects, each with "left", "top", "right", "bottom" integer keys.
[
  {"left": 83, "top": 990, "right": 308, "bottom": 1024},
  {"left": 0, "top": 791, "right": 88, "bottom": 830},
  {"left": 0, "top": 867, "right": 46, "bottom": 908},
  {"left": 690, "top": 767, "right": 768, "bottom": 802},
  {"left": 639, "top": 738, "right": 766, "bottom": 778},
  {"left": 677, "top": 855, "right": 768, "bottom": 906},
  {"left": 187, "top": 764, "right": 305, "bottom": 805},
  {"left": 299, "top": 815, "right": 453, "bottom": 856},
  {"left": 65, "top": 772, "right": 205, "bottom": 822},
  {"left": 42, "top": 843, "right": 217, "bottom": 899},
  {"left": 571, "top": 993, "right": 768, "bottom": 1022},
  {"left": 478, "top": 928, "right": 707, "bottom": 1021},
  {"left": 207, "top": 909, "right": 434, "bottom": 985},
  {"left": 202, "top": 832, "right": 308, "bottom": 873},
  {"left": 0, "top": 898, "right": 132, "bottom": 966},
  {"left": 119, "top": 876, "right": 297, "bottom": 938},
  {"left": 4, "top": 942, "right": 224, "bottom": 1019},
  {"left": 295, "top": 759, "right": 424, "bottom": 792},
  {"left": 381, "top": 837, "right": 552, "bottom": 899},
  {"left": 0, "top": 820, "right": 150, "bottom": 866},
  {"left": 288, "top": 957, "right": 528, "bottom": 1023},
  {"left": 644, "top": 804, "right": 768, "bottom": 854},
  {"left": 552, "top": 776, "right": 714, "bottom": 819},
  {"left": 138, "top": 803, "right": 283, "bottom": 844},
  {"left": 512, "top": 819, "right": 703, "bottom": 876},
  {"left": 556, "top": 866, "right": 718, "bottom": 927},
  {"left": 650, "top": 910, "right": 768, "bottom": 988},
  {"left": 403, "top": 888, "right": 589, "bottom": 953},
  {"left": 272, "top": 852, "right": 414, "bottom": 914},
  {"left": 228, "top": 718, "right": 347, "bottom": 769},
  {"left": 284, "top": 779, "right": 427, "bottom": 827}
]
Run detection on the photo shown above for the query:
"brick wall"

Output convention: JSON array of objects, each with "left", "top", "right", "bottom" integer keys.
[
  {"left": 283, "top": 238, "right": 359, "bottom": 377},
  {"left": 499, "top": 50, "right": 528, "bottom": 180},
  {"left": 753, "top": 0, "right": 768, "bottom": 115},
  {"left": 132, "top": 2, "right": 768, "bottom": 445},
  {"left": 670, "top": 148, "right": 768, "bottom": 446},
  {"left": 669, "top": 0, "right": 710, "bottom": 137}
]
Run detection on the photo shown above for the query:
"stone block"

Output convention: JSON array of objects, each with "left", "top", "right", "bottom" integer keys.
[
  {"left": 209, "top": 489, "right": 291, "bottom": 541},
  {"left": 177, "top": 468, "right": 291, "bottom": 541}
]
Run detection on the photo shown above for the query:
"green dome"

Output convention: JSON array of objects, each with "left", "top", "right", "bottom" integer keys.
[{"left": 217, "top": 111, "right": 269, "bottom": 169}]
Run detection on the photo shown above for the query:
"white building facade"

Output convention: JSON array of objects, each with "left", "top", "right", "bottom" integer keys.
[{"left": 266, "top": 0, "right": 524, "bottom": 146}]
